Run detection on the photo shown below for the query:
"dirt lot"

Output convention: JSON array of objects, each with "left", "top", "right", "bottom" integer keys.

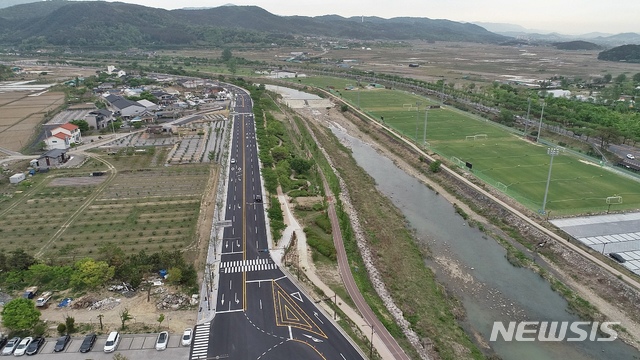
[{"left": 38, "top": 288, "right": 197, "bottom": 335}]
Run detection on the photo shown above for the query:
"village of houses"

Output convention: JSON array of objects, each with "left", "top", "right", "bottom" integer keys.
[{"left": 27, "top": 66, "right": 234, "bottom": 174}]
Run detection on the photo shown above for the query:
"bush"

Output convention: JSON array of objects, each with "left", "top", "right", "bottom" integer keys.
[
  {"left": 429, "top": 160, "right": 442, "bottom": 173},
  {"left": 57, "top": 323, "right": 66, "bottom": 335}
]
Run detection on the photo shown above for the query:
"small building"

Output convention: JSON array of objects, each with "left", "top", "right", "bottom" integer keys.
[
  {"left": 33, "top": 149, "right": 68, "bottom": 168},
  {"left": 85, "top": 109, "right": 114, "bottom": 130},
  {"left": 9, "top": 173, "right": 25, "bottom": 184}
]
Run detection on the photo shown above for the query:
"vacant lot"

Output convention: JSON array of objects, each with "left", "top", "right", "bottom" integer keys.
[{"left": 0, "top": 91, "right": 65, "bottom": 151}]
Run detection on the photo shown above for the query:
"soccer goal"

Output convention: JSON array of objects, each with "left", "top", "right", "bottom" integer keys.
[
  {"left": 496, "top": 182, "right": 508, "bottom": 192},
  {"left": 403, "top": 104, "right": 415, "bottom": 111},
  {"left": 465, "top": 134, "right": 489, "bottom": 141},
  {"left": 606, "top": 196, "right": 623, "bottom": 204},
  {"left": 451, "top": 157, "right": 465, "bottom": 168}
]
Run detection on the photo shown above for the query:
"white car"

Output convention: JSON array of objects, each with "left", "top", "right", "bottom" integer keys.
[
  {"left": 12, "top": 337, "right": 32, "bottom": 356},
  {"left": 155, "top": 331, "right": 169, "bottom": 351},
  {"left": 626, "top": 154, "right": 635, "bottom": 160},
  {"left": 230, "top": 158, "right": 236, "bottom": 164},
  {"left": 1, "top": 337, "right": 20, "bottom": 356},
  {"left": 103, "top": 331, "right": 120, "bottom": 353},
  {"left": 181, "top": 328, "right": 193, "bottom": 346}
]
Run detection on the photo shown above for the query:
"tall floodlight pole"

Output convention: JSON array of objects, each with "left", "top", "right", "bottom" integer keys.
[
  {"left": 423, "top": 109, "right": 428, "bottom": 146},
  {"left": 356, "top": 76, "right": 361, "bottom": 109},
  {"left": 523, "top": 97, "right": 531, "bottom": 136},
  {"left": 542, "top": 147, "right": 559, "bottom": 214},
  {"left": 415, "top": 101, "right": 421, "bottom": 141},
  {"left": 536, "top": 100, "right": 546, "bottom": 143}
]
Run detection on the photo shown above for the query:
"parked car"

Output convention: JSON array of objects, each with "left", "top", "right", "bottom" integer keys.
[
  {"left": 24, "top": 337, "right": 44, "bottom": 356},
  {"left": 155, "top": 331, "right": 169, "bottom": 351},
  {"left": 181, "top": 328, "right": 193, "bottom": 347},
  {"left": 610, "top": 253, "right": 626, "bottom": 263},
  {"left": 53, "top": 335, "right": 70, "bottom": 352},
  {"left": 13, "top": 337, "right": 32, "bottom": 356},
  {"left": 79, "top": 333, "right": 97, "bottom": 353},
  {"left": 1, "top": 337, "right": 20, "bottom": 356},
  {"left": 627, "top": 154, "right": 635, "bottom": 160},
  {"left": 0, "top": 337, "right": 8, "bottom": 351},
  {"left": 103, "top": 332, "right": 120, "bottom": 353}
]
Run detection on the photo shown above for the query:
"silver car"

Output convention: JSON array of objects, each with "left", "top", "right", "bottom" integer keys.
[{"left": 1, "top": 337, "right": 20, "bottom": 356}]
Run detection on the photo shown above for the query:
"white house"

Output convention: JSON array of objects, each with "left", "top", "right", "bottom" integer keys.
[
  {"left": 51, "top": 123, "right": 82, "bottom": 144},
  {"left": 44, "top": 132, "right": 70, "bottom": 150}
]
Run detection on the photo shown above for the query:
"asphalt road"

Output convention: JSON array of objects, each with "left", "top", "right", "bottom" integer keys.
[{"left": 190, "top": 88, "right": 364, "bottom": 360}]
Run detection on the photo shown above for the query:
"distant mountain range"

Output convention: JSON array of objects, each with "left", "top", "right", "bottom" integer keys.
[
  {"left": 473, "top": 22, "right": 640, "bottom": 47},
  {"left": 0, "top": 1, "right": 507, "bottom": 48}
]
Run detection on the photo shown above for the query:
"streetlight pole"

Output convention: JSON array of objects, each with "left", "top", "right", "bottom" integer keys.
[
  {"left": 541, "top": 147, "right": 559, "bottom": 214},
  {"left": 536, "top": 101, "right": 546, "bottom": 143}
]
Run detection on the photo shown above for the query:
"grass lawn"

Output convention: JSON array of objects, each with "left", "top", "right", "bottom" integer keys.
[{"left": 293, "top": 76, "right": 640, "bottom": 216}]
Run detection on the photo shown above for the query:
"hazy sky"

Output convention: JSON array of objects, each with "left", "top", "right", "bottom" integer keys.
[{"left": 101, "top": 0, "right": 639, "bottom": 35}]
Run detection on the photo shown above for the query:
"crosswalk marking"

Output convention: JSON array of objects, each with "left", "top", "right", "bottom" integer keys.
[
  {"left": 219, "top": 259, "right": 277, "bottom": 274},
  {"left": 190, "top": 322, "right": 211, "bottom": 360}
]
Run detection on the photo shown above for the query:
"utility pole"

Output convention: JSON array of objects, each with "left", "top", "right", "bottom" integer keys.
[{"left": 536, "top": 101, "right": 546, "bottom": 143}]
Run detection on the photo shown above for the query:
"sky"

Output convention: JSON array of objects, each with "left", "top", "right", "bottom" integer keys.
[{"left": 99, "top": 0, "right": 640, "bottom": 35}]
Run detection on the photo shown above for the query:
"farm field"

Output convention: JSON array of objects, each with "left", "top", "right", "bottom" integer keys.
[
  {"left": 0, "top": 91, "right": 65, "bottom": 151},
  {"left": 293, "top": 76, "right": 640, "bottom": 216},
  {"left": 0, "top": 150, "right": 212, "bottom": 260}
]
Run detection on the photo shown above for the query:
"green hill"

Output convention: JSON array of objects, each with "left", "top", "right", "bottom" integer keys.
[
  {"left": 552, "top": 40, "right": 601, "bottom": 50},
  {"left": 598, "top": 44, "right": 640, "bottom": 63},
  {"left": 0, "top": 1, "right": 509, "bottom": 48}
]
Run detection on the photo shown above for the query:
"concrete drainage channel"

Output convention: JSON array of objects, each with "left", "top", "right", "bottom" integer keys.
[{"left": 20, "top": 333, "right": 189, "bottom": 359}]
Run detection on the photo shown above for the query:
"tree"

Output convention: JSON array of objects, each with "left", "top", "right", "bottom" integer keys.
[
  {"left": 291, "top": 158, "right": 313, "bottom": 174},
  {"left": 70, "top": 258, "right": 115, "bottom": 290},
  {"left": 157, "top": 313, "right": 165, "bottom": 331},
  {"left": 119, "top": 308, "right": 133, "bottom": 330},
  {"left": 603, "top": 74, "right": 612, "bottom": 83},
  {"left": 167, "top": 267, "right": 183, "bottom": 285},
  {"left": 69, "top": 119, "right": 89, "bottom": 133},
  {"left": 65, "top": 316, "right": 76, "bottom": 334},
  {"left": 633, "top": 72, "right": 640, "bottom": 84},
  {"left": 1, "top": 298, "right": 41, "bottom": 332},
  {"left": 221, "top": 48, "right": 232, "bottom": 62},
  {"left": 429, "top": 160, "right": 442, "bottom": 173}
]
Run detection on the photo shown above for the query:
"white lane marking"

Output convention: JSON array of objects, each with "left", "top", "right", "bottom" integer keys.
[{"left": 288, "top": 326, "right": 292, "bottom": 340}]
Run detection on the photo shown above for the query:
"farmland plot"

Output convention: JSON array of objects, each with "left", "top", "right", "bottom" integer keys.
[
  {"left": 0, "top": 91, "right": 65, "bottom": 151},
  {"left": 0, "top": 152, "right": 212, "bottom": 259}
]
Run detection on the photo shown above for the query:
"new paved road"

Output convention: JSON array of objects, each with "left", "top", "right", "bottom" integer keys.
[{"left": 191, "top": 88, "right": 364, "bottom": 360}]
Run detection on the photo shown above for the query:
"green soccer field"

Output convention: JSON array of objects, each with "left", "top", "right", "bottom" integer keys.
[{"left": 293, "top": 76, "right": 640, "bottom": 215}]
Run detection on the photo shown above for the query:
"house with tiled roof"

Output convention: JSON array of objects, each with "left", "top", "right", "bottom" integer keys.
[
  {"left": 44, "top": 132, "right": 71, "bottom": 150},
  {"left": 44, "top": 123, "right": 82, "bottom": 150}
]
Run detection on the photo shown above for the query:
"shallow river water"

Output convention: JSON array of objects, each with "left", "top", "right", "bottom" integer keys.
[{"left": 329, "top": 125, "right": 639, "bottom": 360}]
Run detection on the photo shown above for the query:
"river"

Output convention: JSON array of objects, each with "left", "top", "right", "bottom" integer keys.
[{"left": 328, "top": 125, "right": 639, "bottom": 360}]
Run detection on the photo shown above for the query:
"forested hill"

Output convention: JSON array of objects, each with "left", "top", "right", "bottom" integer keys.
[
  {"left": 552, "top": 40, "right": 601, "bottom": 50},
  {"left": 598, "top": 45, "right": 640, "bottom": 63},
  {"left": 0, "top": 1, "right": 509, "bottom": 48}
]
